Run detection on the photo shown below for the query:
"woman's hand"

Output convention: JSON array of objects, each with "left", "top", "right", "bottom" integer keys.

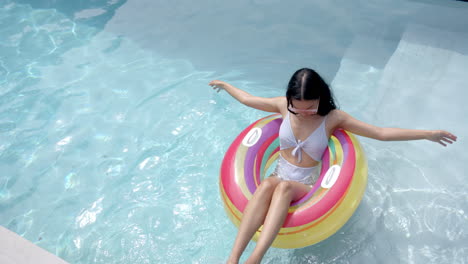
[
  {"left": 427, "top": 130, "right": 457, "bottom": 147},
  {"left": 209, "top": 80, "right": 230, "bottom": 93}
]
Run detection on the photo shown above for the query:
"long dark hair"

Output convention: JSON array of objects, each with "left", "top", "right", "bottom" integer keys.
[{"left": 286, "top": 68, "right": 337, "bottom": 116}]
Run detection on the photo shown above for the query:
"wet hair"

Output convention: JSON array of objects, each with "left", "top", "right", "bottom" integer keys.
[{"left": 286, "top": 68, "right": 337, "bottom": 116}]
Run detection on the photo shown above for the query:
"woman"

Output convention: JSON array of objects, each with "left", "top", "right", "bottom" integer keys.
[{"left": 209, "top": 68, "right": 457, "bottom": 264}]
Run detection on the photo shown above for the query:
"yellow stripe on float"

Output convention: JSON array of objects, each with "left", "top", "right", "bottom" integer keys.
[
  {"left": 257, "top": 132, "right": 368, "bottom": 248},
  {"left": 288, "top": 135, "right": 343, "bottom": 214},
  {"left": 264, "top": 151, "right": 279, "bottom": 178},
  {"left": 219, "top": 181, "right": 243, "bottom": 226},
  {"left": 235, "top": 116, "right": 280, "bottom": 199}
]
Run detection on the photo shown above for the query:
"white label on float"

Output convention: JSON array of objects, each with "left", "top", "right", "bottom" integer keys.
[
  {"left": 242, "top": 128, "right": 262, "bottom": 147},
  {"left": 321, "top": 165, "right": 341, "bottom": 189}
]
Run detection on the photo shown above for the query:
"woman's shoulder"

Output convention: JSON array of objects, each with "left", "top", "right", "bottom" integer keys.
[
  {"left": 328, "top": 109, "right": 353, "bottom": 119},
  {"left": 274, "top": 96, "right": 287, "bottom": 103},
  {"left": 325, "top": 109, "right": 348, "bottom": 131},
  {"left": 326, "top": 109, "right": 345, "bottom": 121},
  {"left": 274, "top": 96, "right": 287, "bottom": 116}
]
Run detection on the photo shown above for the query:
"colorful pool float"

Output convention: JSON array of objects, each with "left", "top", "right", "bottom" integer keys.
[{"left": 219, "top": 114, "right": 368, "bottom": 248}]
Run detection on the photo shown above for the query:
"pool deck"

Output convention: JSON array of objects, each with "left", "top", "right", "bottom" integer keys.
[{"left": 0, "top": 226, "right": 69, "bottom": 264}]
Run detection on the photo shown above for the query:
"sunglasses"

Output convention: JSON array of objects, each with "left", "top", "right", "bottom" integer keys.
[
  {"left": 288, "top": 107, "right": 318, "bottom": 114},
  {"left": 288, "top": 100, "right": 320, "bottom": 115}
]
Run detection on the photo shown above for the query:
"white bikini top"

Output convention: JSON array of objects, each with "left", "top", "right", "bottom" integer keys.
[{"left": 279, "top": 113, "right": 329, "bottom": 162}]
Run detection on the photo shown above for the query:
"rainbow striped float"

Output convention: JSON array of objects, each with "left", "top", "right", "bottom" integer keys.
[{"left": 220, "top": 114, "right": 368, "bottom": 248}]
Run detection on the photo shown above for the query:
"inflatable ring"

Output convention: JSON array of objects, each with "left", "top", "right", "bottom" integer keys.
[{"left": 219, "top": 114, "right": 368, "bottom": 248}]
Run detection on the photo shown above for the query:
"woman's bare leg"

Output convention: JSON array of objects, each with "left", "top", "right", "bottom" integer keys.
[
  {"left": 227, "top": 176, "right": 282, "bottom": 264},
  {"left": 246, "top": 181, "right": 311, "bottom": 264}
]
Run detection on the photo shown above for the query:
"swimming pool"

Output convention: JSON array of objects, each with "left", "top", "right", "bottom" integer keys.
[{"left": 1, "top": 0, "right": 467, "bottom": 263}]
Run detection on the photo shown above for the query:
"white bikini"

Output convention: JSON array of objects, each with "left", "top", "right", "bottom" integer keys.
[{"left": 272, "top": 113, "right": 329, "bottom": 185}]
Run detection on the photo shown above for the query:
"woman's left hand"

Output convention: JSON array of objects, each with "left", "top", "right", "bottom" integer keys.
[{"left": 427, "top": 130, "right": 457, "bottom": 147}]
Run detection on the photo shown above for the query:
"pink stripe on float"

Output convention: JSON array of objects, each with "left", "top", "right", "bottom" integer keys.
[
  {"left": 283, "top": 130, "right": 356, "bottom": 227},
  {"left": 220, "top": 114, "right": 281, "bottom": 213},
  {"left": 290, "top": 142, "right": 331, "bottom": 207},
  {"left": 244, "top": 118, "right": 282, "bottom": 193},
  {"left": 220, "top": 119, "right": 261, "bottom": 212},
  {"left": 255, "top": 133, "right": 279, "bottom": 187},
  {"left": 221, "top": 115, "right": 359, "bottom": 229}
]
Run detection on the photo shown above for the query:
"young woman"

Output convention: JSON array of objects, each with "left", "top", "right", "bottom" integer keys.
[{"left": 209, "top": 68, "right": 457, "bottom": 264}]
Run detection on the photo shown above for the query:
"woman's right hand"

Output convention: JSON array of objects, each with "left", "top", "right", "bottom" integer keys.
[{"left": 209, "top": 80, "right": 230, "bottom": 93}]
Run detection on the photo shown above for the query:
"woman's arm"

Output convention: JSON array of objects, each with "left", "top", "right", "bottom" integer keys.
[
  {"left": 209, "top": 80, "right": 283, "bottom": 113},
  {"left": 333, "top": 110, "right": 457, "bottom": 146}
]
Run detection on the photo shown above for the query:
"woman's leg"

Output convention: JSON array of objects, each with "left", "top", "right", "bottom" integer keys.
[
  {"left": 246, "top": 181, "right": 311, "bottom": 264},
  {"left": 227, "top": 176, "right": 282, "bottom": 264}
]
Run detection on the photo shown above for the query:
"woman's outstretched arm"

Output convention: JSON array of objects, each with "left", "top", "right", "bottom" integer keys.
[
  {"left": 333, "top": 110, "right": 457, "bottom": 146},
  {"left": 209, "top": 80, "right": 284, "bottom": 113}
]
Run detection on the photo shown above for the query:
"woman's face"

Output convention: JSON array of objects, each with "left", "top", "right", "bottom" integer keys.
[{"left": 289, "top": 99, "right": 320, "bottom": 116}]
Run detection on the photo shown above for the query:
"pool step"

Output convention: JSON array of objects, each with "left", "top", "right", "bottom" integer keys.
[
  {"left": 332, "top": 1, "right": 468, "bottom": 124},
  {"left": 367, "top": 23, "right": 468, "bottom": 128},
  {"left": 0, "top": 226, "right": 69, "bottom": 264},
  {"left": 331, "top": 35, "right": 398, "bottom": 120}
]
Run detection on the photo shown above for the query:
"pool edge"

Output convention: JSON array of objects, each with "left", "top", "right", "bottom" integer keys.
[{"left": 0, "top": 226, "right": 69, "bottom": 264}]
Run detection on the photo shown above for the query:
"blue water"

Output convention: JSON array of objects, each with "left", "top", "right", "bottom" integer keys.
[{"left": 1, "top": 0, "right": 467, "bottom": 263}]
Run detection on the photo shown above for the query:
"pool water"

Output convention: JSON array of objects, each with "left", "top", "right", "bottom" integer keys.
[{"left": 1, "top": 0, "right": 467, "bottom": 263}]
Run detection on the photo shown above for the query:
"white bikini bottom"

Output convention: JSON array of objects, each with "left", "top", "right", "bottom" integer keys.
[{"left": 271, "top": 155, "right": 319, "bottom": 186}]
